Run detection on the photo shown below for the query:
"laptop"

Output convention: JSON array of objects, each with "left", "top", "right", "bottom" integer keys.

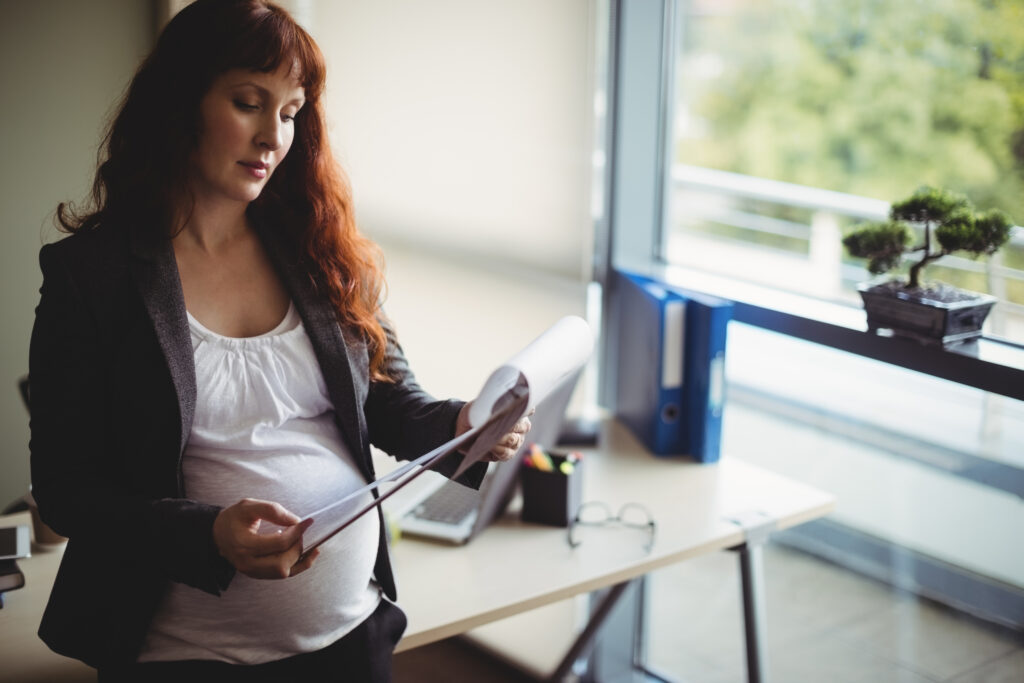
[{"left": 389, "top": 370, "right": 580, "bottom": 545}]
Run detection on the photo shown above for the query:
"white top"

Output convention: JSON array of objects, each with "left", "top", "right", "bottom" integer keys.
[{"left": 139, "top": 302, "right": 381, "bottom": 665}]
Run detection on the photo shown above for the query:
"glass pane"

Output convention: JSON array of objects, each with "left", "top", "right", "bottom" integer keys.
[{"left": 669, "top": 0, "right": 1024, "bottom": 342}]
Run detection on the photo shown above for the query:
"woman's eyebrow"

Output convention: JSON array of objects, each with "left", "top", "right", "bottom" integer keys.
[{"left": 229, "top": 81, "right": 305, "bottom": 106}]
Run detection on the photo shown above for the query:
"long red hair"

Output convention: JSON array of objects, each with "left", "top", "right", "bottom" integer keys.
[{"left": 58, "top": 0, "right": 392, "bottom": 380}]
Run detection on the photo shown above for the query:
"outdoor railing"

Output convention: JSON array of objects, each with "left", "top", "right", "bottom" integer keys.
[{"left": 669, "top": 164, "right": 1024, "bottom": 339}]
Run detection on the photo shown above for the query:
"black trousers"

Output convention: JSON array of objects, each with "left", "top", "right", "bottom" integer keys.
[{"left": 98, "top": 598, "right": 407, "bottom": 683}]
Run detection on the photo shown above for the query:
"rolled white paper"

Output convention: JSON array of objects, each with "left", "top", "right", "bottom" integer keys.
[{"left": 467, "top": 315, "right": 594, "bottom": 428}]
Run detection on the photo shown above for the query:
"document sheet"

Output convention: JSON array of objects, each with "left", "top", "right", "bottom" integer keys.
[{"left": 300, "top": 315, "right": 594, "bottom": 554}]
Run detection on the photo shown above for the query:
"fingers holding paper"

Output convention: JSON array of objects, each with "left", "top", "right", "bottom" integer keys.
[
  {"left": 485, "top": 412, "right": 533, "bottom": 462},
  {"left": 456, "top": 402, "right": 533, "bottom": 463},
  {"left": 213, "top": 498, "right": 320, "bottom": 579}
]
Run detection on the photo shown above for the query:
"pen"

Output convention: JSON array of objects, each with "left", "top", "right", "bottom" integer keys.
[{"left": 526, "top": 444, "right": 555, "bottom": 471}]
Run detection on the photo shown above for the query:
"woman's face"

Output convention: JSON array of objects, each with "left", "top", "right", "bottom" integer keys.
[{"left": 190, "top": 64, "right": 306, "bottom": 208}]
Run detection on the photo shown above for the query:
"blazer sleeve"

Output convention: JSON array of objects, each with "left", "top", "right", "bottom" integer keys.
[
  {"left": 363, "top": 320, "right": 488, "bottom": 489},
  {"left": 29, "top": 241, "right": 233, "bottom": 595}
]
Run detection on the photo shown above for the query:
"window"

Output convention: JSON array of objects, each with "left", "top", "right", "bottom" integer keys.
[
  {"left": 668, "top": 0, "right": 1024, "bottom": 341},
  {"left": 601, "top": 0, "right": 1024, "bottom": 639}
]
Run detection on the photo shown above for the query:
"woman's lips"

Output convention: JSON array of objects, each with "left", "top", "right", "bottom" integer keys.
[{"left": 239, "top": 161, "right": 269, "bottom": 179}]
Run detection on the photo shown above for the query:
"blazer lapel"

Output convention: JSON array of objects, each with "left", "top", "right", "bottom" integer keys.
[
  {"left": 128, "top": 231, "right": 197, "bottom": 458},
  {"left": 126, "top": 217, "right": 372, "bottom": 480},
  {"left": 251, "top": 217, "right": 370, "bottom": 473}
]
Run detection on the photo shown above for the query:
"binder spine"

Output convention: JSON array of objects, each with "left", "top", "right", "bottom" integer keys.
[
  {"left": 684, "top": 300, "right": 732, "bottom": 463},
  {"left": 613, "top": 271, "right": 688, "bottom": 456},
  {"left": 658, "top": 298, "right": 685, "bottom": 429}
]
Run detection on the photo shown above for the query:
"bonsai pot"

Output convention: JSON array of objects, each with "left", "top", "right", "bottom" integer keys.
[{"left": 857, "top": 280, "right": 997, "bottom": 346}]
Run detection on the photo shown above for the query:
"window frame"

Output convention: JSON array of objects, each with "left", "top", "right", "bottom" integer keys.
[
  {"left": 594, "top": 0, "right": 1024, "bottom": 636},
  {"left": 597, "top": 0, "right": 1024, "bottom": 407}
]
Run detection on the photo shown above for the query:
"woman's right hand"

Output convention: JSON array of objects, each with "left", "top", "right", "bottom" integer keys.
[{"left": 212, "top": 498, "right": 320, "bottom": 579}]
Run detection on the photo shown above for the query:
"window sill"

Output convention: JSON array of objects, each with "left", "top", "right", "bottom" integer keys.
[{"left": 654, "top": 264, "right": 1024, "bottom": 402}]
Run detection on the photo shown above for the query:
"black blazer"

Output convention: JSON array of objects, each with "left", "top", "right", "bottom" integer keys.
[{"left": 28, "top": 216, "right": 485, "bottom": 668}]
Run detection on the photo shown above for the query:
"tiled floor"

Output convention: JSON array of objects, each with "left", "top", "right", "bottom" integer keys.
[{"left": 394, "top": 543, "right": 1024, "bottom": 682}]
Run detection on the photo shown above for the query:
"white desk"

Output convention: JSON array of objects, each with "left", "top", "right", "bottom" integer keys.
[
  {"left": 390, "top": 420, "right": 835, "bottom": 681},
  {"left": 0, "top": 420, "right": 834, "bottom": 682}
]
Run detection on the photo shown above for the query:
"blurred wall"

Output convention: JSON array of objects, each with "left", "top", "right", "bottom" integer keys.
[
  {"left": 308, "top": 0, "right": 595, "bottom": 280},
  {"left": 0, "top": 0, "right": 154, "bottom": 510}
]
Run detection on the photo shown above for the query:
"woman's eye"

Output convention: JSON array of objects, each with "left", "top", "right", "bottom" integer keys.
[
  {"left": 234, "top": 100, "right": 258, "bottom": 111},
  {"left": 281, "top": 113, "right": 296, "bottom": 123}
]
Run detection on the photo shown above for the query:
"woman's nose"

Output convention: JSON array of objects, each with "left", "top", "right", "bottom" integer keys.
[{"left": 257, "top": 116, "right": 283, "bottom": 151}]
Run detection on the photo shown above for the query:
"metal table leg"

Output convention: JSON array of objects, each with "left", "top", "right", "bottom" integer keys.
[
  {"left": 548, "top": 580, "right": 633, "bottom": 682},
  {"left": 736, "top": 541, "right": 768, "bottom": 683},
  {"left": 727, "top": 509, "right": 776, "bottom": 683}
]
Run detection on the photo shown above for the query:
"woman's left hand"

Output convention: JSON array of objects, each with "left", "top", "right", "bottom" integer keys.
[{"left": 456, "top": 402, "right": 533, "bottom": 462}]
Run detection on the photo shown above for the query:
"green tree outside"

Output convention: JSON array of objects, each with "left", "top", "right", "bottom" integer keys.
[{"left": 676, "top": 0, "right": 1024, "bottom": 223}]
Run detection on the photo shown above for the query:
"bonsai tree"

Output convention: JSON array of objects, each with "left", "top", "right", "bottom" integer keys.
[{"left": 843, "top": 186, "right": 1013, "bottom": 290}]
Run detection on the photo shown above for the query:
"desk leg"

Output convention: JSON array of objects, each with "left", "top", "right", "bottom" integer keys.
[
  {"left": 735, "top": 542, "right": 768, "bottom": 683},
  {"left": 569, "top": 577, "right": 677, "bottom": 683},
  {"left": 548, "top": 580, "right": 631, "bottom": 682}
]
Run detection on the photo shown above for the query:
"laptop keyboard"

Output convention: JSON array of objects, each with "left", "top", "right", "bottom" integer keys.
[{"left": 413, "top": 482, "right": 481, "bottom": 524}]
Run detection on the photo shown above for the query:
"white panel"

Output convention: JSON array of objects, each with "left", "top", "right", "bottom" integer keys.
[
  {"left": 307, "top": 0, "right": 594, "bottom": 278},
  {"left": 662, "top": 300, "right": 685, "bottom": 388}
]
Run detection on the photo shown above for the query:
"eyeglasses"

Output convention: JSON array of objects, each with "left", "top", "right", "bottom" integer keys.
[{"left": 567, "top": 501, "right": 656, "bottom": 553}]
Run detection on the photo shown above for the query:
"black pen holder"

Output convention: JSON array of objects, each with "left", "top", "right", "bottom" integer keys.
[{"left": 520, "top": 450, "right": 583, "bottom": 528}]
